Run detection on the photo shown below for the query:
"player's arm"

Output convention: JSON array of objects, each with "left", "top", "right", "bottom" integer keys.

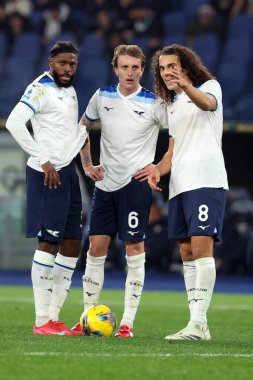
[
  {"left": 6, "top": 102, "right": 61, "bottom": 189},
  {"left": 148, "top": 136, "right": 174, "bottom": 192},
  {"left": 181, "top": 83, "right": 216, "bottom": 111},
  {"left": 171, "top": 68, "right": 217, "bottom": 111},
  {"left": 79, "top": 115, "right": 105, "bottom": 181}
]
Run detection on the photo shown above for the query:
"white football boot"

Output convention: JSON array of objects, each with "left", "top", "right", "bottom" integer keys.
[{"left": 165, "top": 321, "right": 211, "bottom": 341}]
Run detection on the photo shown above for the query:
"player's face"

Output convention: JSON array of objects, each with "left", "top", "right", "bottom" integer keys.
[
  {"left": 48, "top": 52, "right": 78, "bottom": 88},
  {"left": 158, "top": 54, "right": 186, "bottom": 93},
  {"left": 114, "top": 54, "right": 144, "bottom": 96}
]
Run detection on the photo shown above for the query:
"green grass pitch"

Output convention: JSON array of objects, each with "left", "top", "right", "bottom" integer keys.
[{"left": 0, "top": 285, "right": 253, "bottom": 380}]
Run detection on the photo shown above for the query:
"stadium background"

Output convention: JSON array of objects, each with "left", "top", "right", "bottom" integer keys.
[{"left": 1, "top": 0, "right": 253, "bottom": 275}]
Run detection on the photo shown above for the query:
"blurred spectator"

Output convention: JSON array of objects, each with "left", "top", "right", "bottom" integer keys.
[
  {"left": 127, "top": 3, "right": 164, "bottom": 38},
  {"left": 247, "top": 0, "right": 253, "bottom": 13},
  {"left": 186, "top": 4, "right": 221, "bottom": 46},
  {"left": 245, "top": 229, "right": 253, "bottom": 273},
  {"left": 215, "top": 199, "right": 253, "bottom": 274},
  {"left": 84, "top": 0, "right": 115, "bottom": 15},
  {"left": 145, "top": 193, "right": 177, "bottom": 272},
  {"left": 6, "top": 11, "right": 32, "bottom": 50},
  {"left": 211, "top": 0, "right": 248, "bottom": 37},
  {"left": 225, "top": 186, "right": 251, "bottom": 210},
  {"left": 5, "top": 0, "right": 33, "bottom": 17},
  {"left": 0, "top": 1, "right": 7, "bottom": 31},
  {"left": 40, "top": 0, "right": 75, "bottom": 45},
  {"left": 140, "top": 35, "right": 162, "bottom": 89},
  {"left": 89, "top": 9, "right": 113, "bottom": 37}
]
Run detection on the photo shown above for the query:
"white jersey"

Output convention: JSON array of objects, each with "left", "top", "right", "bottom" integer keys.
[
  {"left": 6, "top": 72, "right": 87, "bottom": 171},
  {"left": 85, "top": 85, "right": 168, "bottom": 191},
  {"left": 168, "top": 79, "right": 228, "bottom": 200}
]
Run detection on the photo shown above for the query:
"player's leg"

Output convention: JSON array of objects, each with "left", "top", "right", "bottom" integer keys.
[
  {"left": 165, "top": 188, "right": 226, "bottom": 340},
  {"left": 179, "top": 238, "right": 196, "bottom": 319},
  {"left": 115, "top": 179, "right": 151, "bottom": 338},
  {"left": 190, "top": 235, "right": 215, "bottom": 327},
  {"left": 28, "top": 163, "right": 83, "bottom": 335},
  {"left": 32, "top": 239, "right": 81, "bottom": 336},
  {"left": 26, "top": 166, "right": 57, "bottom": 332},
  {"left": 82, "top": 187, "right": 116, "bottom": 310},
  {"left": 71, "top": 234, "right": 110, "bottom": 335},
  {"left": 49, "top": 238, "right": 81, "bottom": 322},
  {"left": 165, "top": 194, "right": 199, "bottom": 336},
  {"left": 115, "top": 241, "right": 145, "bottom": 338},
  {"left": 82, "top": 234, "right": 111, "bottom": 310},
  {"left": 164, "top": 236, "right": 213, "bottom": 340},
  {"left": 31, "top": 239, "right": 58, "bottom": 329}
]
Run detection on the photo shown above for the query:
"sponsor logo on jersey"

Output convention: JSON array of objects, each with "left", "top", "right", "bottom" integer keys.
[
  {"left": 134, "top": 110, "right": 144, "bottom": 116},
  {"left": 46, "top": 229, "right": 60, "bottom": 237},
  {"left": 198, "top": 225, "right": 210, "bottom": 230},
  {"left": 127, "top": 231, "right": 139, "bottom": 236},
  {"left": 104, "top": 106, "right": 114, "bottom": 111}
]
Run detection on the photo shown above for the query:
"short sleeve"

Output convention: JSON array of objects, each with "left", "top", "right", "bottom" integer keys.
[
  {"left": 85, "top": 89, "right": 100, "bottom": 121},
  {"left": 154, "top": 98, "right": 169, "bottom": 130}
]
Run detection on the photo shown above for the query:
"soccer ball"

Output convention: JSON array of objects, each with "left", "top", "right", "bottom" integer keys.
[{"left": 80, "top": 304, "right": 117, "bottom": 337}]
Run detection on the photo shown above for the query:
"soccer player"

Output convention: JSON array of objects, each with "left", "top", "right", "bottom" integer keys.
[
  {"left": 149, "top": 44, "right": 229, "bottom": 340},
  {"left": 72, "top": 44, "right": 169, "bottom": 338},
  {"left": 6, "top": 41, "right": 87, "bottom": 336}
]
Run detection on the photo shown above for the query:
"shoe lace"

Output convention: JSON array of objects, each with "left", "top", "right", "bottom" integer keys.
[
  {"left": 51, "top": 321, "right": 69, "bottom": 330},
  {"left": 52, "top": 321, "right": 64, "bottom": 326},
  {"left": 119, "top": 325, "right": 131, "bottom": 332}
]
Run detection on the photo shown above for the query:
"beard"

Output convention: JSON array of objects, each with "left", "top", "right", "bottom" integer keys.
[{"left": 52, "top": 71, "right": 75, "bottom": 88}]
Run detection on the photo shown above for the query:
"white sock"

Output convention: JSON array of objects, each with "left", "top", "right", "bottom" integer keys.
[
  {"left": 120, "top": 253, "right": 145, "bottom": 328},
  {"left": 49, "top": 253, "right": 78, "bottom": 321},
  {"left": 191, "top": 257, "right": 216, "bottom": 325},
  {"left": 31, "top": 250, "right": 55, "bottom": 326},
  {"left": 82, "top": 252, "right": 106, "bottom": 310},
  {"left": 183, "top": 261, "right": 196, "bottom": 318}
]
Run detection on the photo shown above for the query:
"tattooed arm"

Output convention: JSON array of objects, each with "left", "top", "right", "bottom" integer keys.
[{"left": 79, "top": 116, "right": 105, "bottom": 181}]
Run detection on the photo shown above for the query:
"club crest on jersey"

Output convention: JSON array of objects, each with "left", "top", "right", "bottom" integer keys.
[
  {"left": 134, "top": 110, "right": 144, "bottom": 116},
  {"left": 28, "top": 85, "right": 46, "bottom": 101}
]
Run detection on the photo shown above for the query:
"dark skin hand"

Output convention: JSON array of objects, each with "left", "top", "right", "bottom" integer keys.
[{"left": 41, "top": 161, "right": 61, "bottom": 189}]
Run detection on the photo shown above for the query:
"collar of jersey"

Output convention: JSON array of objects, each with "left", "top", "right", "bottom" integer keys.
[{"left": 116, "top": 84, "right": 142, "bottom": 99}]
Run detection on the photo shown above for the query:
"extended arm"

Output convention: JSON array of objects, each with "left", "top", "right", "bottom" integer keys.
[{"left": 171, "top": 68, "right": 217, "bottom": 111}]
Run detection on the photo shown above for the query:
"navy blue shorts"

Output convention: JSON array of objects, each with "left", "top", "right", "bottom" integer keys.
[
  {"left": 167, "top": 188, "right": 227, "bottom": 242},
  {"left": 89, "top": 179, "right": 152, "bottom": 242},
  {"left": 26, "top": 162, "right": 82, "bottom": 242}
]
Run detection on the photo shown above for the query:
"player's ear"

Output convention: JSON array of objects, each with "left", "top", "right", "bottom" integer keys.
[{"left": 48, "top": 57, "right": 53, "bottom": 68}]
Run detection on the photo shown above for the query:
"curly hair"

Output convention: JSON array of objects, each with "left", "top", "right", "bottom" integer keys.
[
  {"left": 151, "top": 44, "right": 214, "bottom": 103},
  {"left": 50, "top": 40, "right": 79, "bottom": 57},
  {"left": 111, "top": 44, "right": 146, "bottom": 68}
]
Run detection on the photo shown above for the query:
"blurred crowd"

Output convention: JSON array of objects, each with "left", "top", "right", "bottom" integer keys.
[
  {"left": 1, "top": 0, "right": 252, "bottom": 52},
  {"left": 1, "top": 0, "right": 253, "bottom": 118}
]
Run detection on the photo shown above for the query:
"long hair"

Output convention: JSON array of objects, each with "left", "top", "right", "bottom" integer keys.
[
  {"left": 152, "top": 44, "right": 214, "bottom": 103},
  {"left": 111, "top": 44, "right": 146, "bottom": 68}
]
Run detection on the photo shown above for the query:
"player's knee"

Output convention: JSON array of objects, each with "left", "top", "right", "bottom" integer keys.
[
  {"left": 86, "top": 251, "right": 107, "bottom": 266},
  {"left": 61, "top": 239, "right": 81, "bottom": 257},
  {"left": 126, "top": 253, "right": 145, "bottom": 268}
]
